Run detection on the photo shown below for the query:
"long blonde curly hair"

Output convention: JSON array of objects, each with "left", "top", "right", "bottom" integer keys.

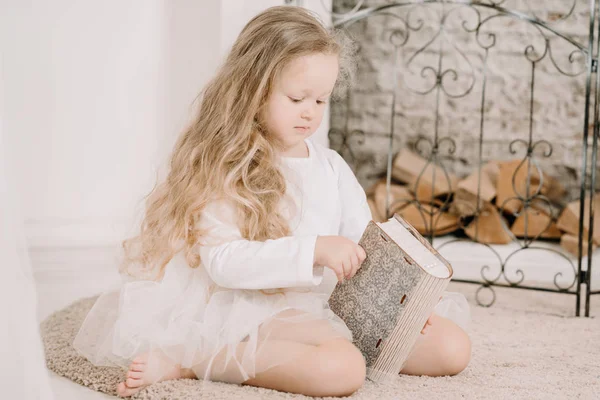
[{"left": 120, "top": 6, "right": 355, "bottom": 279}]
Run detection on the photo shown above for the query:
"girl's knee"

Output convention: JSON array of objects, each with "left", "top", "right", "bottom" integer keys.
[
  {"left": 440, "top": 327, "right": 471, "bottom": 375},
  {"left": 316, "top": 339, "right": 366, "bottom": 396}
]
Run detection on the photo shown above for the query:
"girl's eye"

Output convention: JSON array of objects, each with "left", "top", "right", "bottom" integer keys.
[
  {"left": 289, "top": 97, "right": 303, "bottom": 103},
  {"left": 317, "top": 100, "right": 327, "bottom": 105}
]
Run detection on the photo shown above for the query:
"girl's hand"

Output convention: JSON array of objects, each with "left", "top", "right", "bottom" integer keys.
[
  {"left": 421, "top": 314, "right": 434, "bottom": 334},
  {"left": 314, "top": 236, "right": 367, "bottom": 282},
  {"left": 421, "top": 299, "right": 441, "bottom": 334}
]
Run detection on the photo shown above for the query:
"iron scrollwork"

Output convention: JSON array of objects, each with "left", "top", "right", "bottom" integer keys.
[{"left": 325, "top": 0, "right": 595, "bottom": 314}]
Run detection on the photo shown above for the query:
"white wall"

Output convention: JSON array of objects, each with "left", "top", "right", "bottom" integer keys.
[
  {"left": 1, "top": 0, "right": 333, "bottom": 248},
  {"left": 163, "top": 0, "right": 222, "bottom": 158},
  {"left": 2, "top": 1, "right": 163, "bottom": 246},
  {"left": 1, "top": 1, "right": 222, "bottom": 247},
  {"left": 220, "top": 0, "right": 282, "bottom": 57}
]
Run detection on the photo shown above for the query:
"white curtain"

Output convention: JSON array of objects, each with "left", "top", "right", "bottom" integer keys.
[{"left": 0, "top": 53, "right": 55, "bottom": 399}]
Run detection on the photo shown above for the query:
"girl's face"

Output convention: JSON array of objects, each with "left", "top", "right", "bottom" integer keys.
[{"left": 260, "top": 52, "right": 339, "bottom": 157}]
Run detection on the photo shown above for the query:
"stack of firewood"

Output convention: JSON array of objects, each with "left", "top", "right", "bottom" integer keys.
[
  {"left": 366, "top": 148, "right": 598, "bottom": 256},
  {"left": 556, "top": 194, "right": 600, "bottom": 255}
]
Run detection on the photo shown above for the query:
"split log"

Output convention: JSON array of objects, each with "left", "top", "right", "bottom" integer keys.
[
  {"left": 464, "top": 203, "right": 513, "bottom": 244},
  {"left": 367, "top": 197, "right": 386, "bottom": 223},
  {"left": 365, "top": 180, "right": 378, "bottom": 198},
  {"left": 451, "top": 161, "right": 499, "bottom": 217},
  {"left": 495, "top": 159, "right": 566, "bottom": 214},
  {"left": 560, "top": 234, "right": 597, "bottom": 257},
  {"left": 392, "top": 149, "right": 459, "bottom": 202},
  {"left": 530, "top": 198, "right": 563, "bottom": 220},
  {"left": 370, "top": 179, "right": 413, "bottom": 220},
  {"left": 557, "top": 194, "right": 600, "bottom": 245},
  {"left": 392, "top": 203, "right": 459, "bottom": 236},
  {"left": 510, "top": 208, "right": 562, "bottom": 239}
]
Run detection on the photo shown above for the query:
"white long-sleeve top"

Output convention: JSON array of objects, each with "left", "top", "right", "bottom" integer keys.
[{"left": 197, "top": 139, "right": 372, "bottom": 298}]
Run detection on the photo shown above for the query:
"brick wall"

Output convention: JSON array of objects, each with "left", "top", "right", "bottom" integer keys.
[{"left": 330, "top": 0, "right": 594, "bottom": 201}]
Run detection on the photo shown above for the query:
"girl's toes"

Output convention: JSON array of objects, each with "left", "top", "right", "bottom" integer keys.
[
  {"left": 132, "top": 355, "right": 148, "bottom": 364},
  {"left": 116, "top": 382, "right": 133, "bottom": 397},
  {"left": 127, "top": 371, "right": 144, "bottom": 379},
  {"left": 116, "top": 382, "right": 126, "bottom": 395},
  {"left": 130, "top": 363, "right": 145, "bottom": 372},
  {"left": 117, "top": 384, "right": 141, "bottom": 398},
  {"left": 126, "top": 378, "right": 143, "bottom": 388}
]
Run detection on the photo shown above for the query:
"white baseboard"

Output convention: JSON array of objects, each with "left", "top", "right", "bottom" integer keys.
[{"left": 28, "top": 241, "right": 123, "bottom": 286}]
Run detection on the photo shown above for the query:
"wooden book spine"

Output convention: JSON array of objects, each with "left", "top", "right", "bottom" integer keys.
[{"left": 368, "top": 272, "right": 449, "bottom": 381}]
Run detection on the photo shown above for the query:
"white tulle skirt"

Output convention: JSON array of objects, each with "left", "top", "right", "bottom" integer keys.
[
  {"left": 73, "top": 252, "right": 470, "bottom": 385},
  {"left": 73, "top": 253, "right": 353, "bottom": 384}
]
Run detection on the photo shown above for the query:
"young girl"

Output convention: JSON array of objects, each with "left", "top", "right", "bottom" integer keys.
[{"left": 74, "top": 6, "right": 471, "bottom": 398}]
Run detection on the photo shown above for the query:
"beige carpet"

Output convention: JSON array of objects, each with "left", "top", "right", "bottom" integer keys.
[{"left": 41, "top": 282, "right": 600, "bottom": 400}]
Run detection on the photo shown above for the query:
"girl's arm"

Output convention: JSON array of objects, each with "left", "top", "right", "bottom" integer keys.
[
  {"left": 331, "top": 151, "right": 373, "bottom": 243},
  {"left": 198, "top": 201, "right": 324, "bottom": 289}
]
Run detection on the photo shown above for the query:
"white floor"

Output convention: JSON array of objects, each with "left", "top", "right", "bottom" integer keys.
[
  {"left": 49, "top": 373, "right": 114, "bottom": 400},
  {"left": 35, "top": 246, "right": 122, "bottom": 399},
  {"left": 33, "top": 238, "right": 600, "bottom": 399}
]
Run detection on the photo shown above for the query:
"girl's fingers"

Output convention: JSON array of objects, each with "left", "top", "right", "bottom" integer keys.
[
  {"left": 426, "top": 314, "right": 434, "bottom": 326},
  {"left": 421, "top": 314, "right": 434, "bottom": 334},
  {"left": 342, "top": 259, "right": 352, "bottom": 280},
  {"left": 356, "top": 245, "right": 367, "bottom": 262},
  {"left": 349, "top": 254, "right": 359, "bottom": 277},
  {"left": 352, "top": 246, "right": 366, "bottom": 278},
  {"left": 339, "top": 261, "right": 348, "bottom": 282}
]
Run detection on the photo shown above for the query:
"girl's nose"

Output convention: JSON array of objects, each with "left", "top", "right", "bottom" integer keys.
[{"left": 301, "top": 105, "right": 315, "bottom": 120}]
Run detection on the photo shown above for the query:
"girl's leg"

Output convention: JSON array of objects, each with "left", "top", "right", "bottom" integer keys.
[
  {"left": 243, "top": 337, "right": 366, "bottom": 397},
  {"left": 241, "top": 309, "right": 367, "bottom": 397},
  {"left": 117, "top": 310, "right": 366, "bottom": 398},
  {"left": 400, "top": 313, "right": 471, "bottom": 377},
  {"left": 255, "top": 308, "right": 350, "bottom": 345}
]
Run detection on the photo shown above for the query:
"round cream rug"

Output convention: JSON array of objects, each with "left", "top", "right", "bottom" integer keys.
[{"left": 41, "top": 283, "right": 600, "bottom": 400}]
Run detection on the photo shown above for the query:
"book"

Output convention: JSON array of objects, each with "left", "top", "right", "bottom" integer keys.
[{"left": 328, "top": 214, "right": 453, "bottom": 382}]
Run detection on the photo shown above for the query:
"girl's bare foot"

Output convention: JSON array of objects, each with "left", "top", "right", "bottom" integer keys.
[{"left": 116, "top": 352, "right": 195, "bottom": 397}]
